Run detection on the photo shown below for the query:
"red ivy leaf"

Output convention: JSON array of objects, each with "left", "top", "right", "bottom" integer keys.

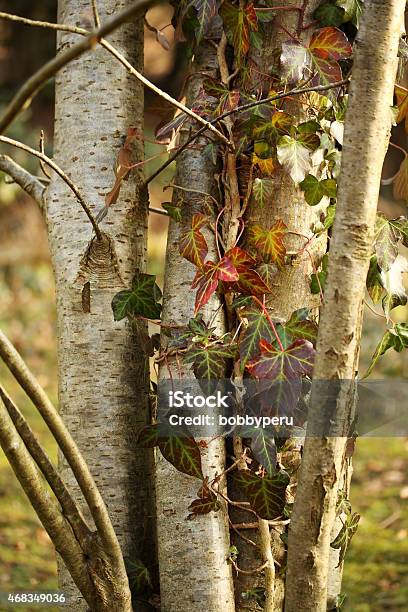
[
  {"left": 179, "top": 214, "right": 208, "bottom": 267},
  {"left": 192, "top": 257, "right": 238, "bottom": 312},
  {"left": 246, "top": 338, "right": 315, "bottom": 380},
  {"left": 310, "top": 55, "right": 342, "bottom": 88},
  {"left": 309, "top": 27, "right": 352, "bottom": 60},
  {"left": 248, "top": 220, "right": 287, "bottom": 268},
  {"left": 225, "top": 247, "right": 271, "bottom": 296}
]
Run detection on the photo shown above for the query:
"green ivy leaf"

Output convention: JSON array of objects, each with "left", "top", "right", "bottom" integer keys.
[
  {"left": 112, "top": 272, "right": 162, "bottom": 321},
  {"left": 283, "top": 309, "right": 319, "bottom": 345},
  {"left": 192, "top": 0, "right": 220, "bottom": 42},
  {"left": 335, "top": 0, "right": 363, "bottom": 26},
  {"left": 184, "top": 342, "right": 236, "bottom": 392},
  {"left": 314, "top": 2, "right": 346, "bottom": 27},
  {"left": 127, "top": 559, "right": 152, "bottom": 593},
  {"left": 366, "top": 256, "right": 384, "bottom": 304},
  {"left": 220, "top": 1, "right": 258, "bottom": 65},
  {"left": 374, "top": 214, "right": 401, "bottom": 272},
  {"left": 310, "top": 254, "right": 329, "bottom": 294},
  {"left": 300, "top": 174, "right": 337, "bottom": 206},
  {"left": 249, "top": 430, "right": 277, "bottom": 476},
  {"left": 252, "top": 177, "right": 274, "bottom": 208},
  {"left": 233, "top": 469, "right": 289, "bottom": 519},
  {"left": 331, "top": 512, "right": 360, "bottom": 566},
  {"left": 162, "top": 201, "right": 182, "bottom": 222},
  {"left": 363, "top": 323, "right": 408, "bottom": 378}
]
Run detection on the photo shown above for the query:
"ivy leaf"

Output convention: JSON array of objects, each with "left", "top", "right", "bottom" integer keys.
[
  {"left": 366, "top": 256, "right": 384, "bottom": 304},
  {"left": 323, "top": 204, "right": 336, "bottom": 231},
  {"left": 281, "top": 41, "right": 309, "bottom": 85},
  {"left": 233, "top": 469, "right": 289, "bottom": 519},
  {"left": 314, "top": 2, "right": 346, "bottom": 27},
  {"left": 310, "top": 55, "right": 343, "bottom": 89},
  {"left": 246, "top": 338, "right": 315, "bottom": 380},
  {"left": 283, "top": 309, "right": 318, "bottom": 345},
  {"left": 252, "top": 154, "right": 275, "bottom": 176},
  {"left": 300, "top": 174, "right": 337, "bottom": 205},
  {"left": 311, "top": 253, "right": 329, "bottom": 294},
  {"left": 220, "top": 1, "right": 258, "bottom": 64},
  {"left": 192, "top": 0, "right": 220, "bottom": 42},
  {"left": 309, "top": 27, "right": 353, "bottom": 60},
  {"left": 193, "top": 257, "right": 239, "bottom": 312},
  {"left": 188, "top": 480, "right": 220, "bottom": 519},
  {"left": 184, "top": 342, "right": 236, "bottom": 392},
  {"left": 374, "top": 214, "right": 401, "bottom": 272},
  {"left": 127, "top": 559, "right": 152, "bottom": 593},
  {"left": 225, "top": 247, "right": 271, "bottom": 297},
  {"left": 336, "top": 0, "right": 363, "bottom": 26},
  {"left": 238, "top": 305, "right": 274, "bottom": 369},
  {"left": 331, "top": 512, "right": 360, "bottom": 566},
  {"left": 252, "top": 177, "right": 274, "bottom": 208},
  {"left": 380, "top": 255, "right": 408, "bottom": 318},
  {"left": 179, "top": 213, "right": 208, "bottom": 267},
  {"left": 249, "top": 430, "right": 277, "bottom": 476},
  {"left": 256, "top": 263, "right": 279, "bottom": 290},
  {"left": 137, "top": 423, "right": 160, "bottom": 447},
  {"left": 277, "top": 136, "right": 312, "bottom": 184},
  {"left": 112, "top": 272, "right": 162, "bottom": 321},
  {"left": 363, "top": 323, "right": 408, "bottom": 379},
  {"left": 162, "top": 201, "right": 182, "bottom": 222},
  {"left": 248, "top": 220, "right": 287, "bottom": 268}
]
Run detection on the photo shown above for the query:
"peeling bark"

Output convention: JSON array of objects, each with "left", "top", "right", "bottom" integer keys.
[{"left": 285, "top": 2, "right": 406, "bottom": 610}]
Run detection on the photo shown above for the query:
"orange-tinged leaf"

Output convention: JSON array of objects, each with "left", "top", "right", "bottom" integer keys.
[
  {"left": 252, "top": 154, "right": 275, "bottom": 175},
  {"left": 248, "top": 220, "right": 287, "bottom": 268},
  {"left": 395, "top": 85, "right": 408, "bottom": 130},
  {"left": 225, "top": 247, "right": 271, "bottom": 297},
  {"left": 309, "top": 26, "right": 352, "bottom": 60},
  {"left": 220, "top": 1, "right": 258, "bottom": 63},
  {"left": 192, "top": 257, "right": 238, "bottom": 312},
  {"left": 226, "top": 246, "right": 256, "bottom": 270},
  {"left": 179, "top": 214, "right": 208, "bottom": 267}
]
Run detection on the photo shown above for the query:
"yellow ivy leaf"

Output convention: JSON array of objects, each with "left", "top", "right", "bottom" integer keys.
[
  {"left": 395, "top": 85, "right": 408, "bottom": 130},
  {"left": 252, "top": 154, "right": 275, "bottom": 175}
]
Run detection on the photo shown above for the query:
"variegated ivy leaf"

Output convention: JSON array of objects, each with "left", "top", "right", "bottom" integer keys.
[
  {"left": 277, "top": 136, "right": 312, "bottom": 184},
  {"left": 309, "top": 26, "right": 352, "bottom": 60},
  {"left": 192, "top": 256, "right": 239, "bottom": 312},
  {"left": 238, "top": 304, "right": 274, "bottom": 370},
  {"left": 220, "top": 1, "right": 258, "bottom": 64},
  {"left": 363, "top": 323, "right": 408, "bottom": 379},
  {"left": 256, "top": 263, "right": 279, "bottom": 290},
  {"left": 331, "top": 511, "right": 360, "bottom": 566},
  {"left": 233, "top": 469, "right": 289, "bottom": 519},
  {"left": 179, "top": 213, "right": 208, "bottom": 267},
  {"left": 247, "top": 220, "right": 287, "bottom": 268},
  {"left": 374, "top": 214, "right": 402, "bottom": 272},
  {"left": 138, "top": 424, "right": 203, "bottom": 480},
  {"left": 280, "top": 309, "right": 319, "bottom": 346},
  {"left": 225, "top": 247, "right": 271, "bottom": 297},
  {"left": 246, "top": 338, "right": 315, "bottom": 381},
  {"left": 252, "top": 177, "right": 274, "bottom": 208},
  {"left": 281, "top": 41, "right": 310, "bottom": 85},
  {"left": 192, "top": 0, "right": 220, "bottom": 42},
  {"left": 184, "top": 342, "right": 236, "bottom": 392}
]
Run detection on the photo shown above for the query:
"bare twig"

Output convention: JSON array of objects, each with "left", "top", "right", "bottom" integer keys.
[
  {"left": 0, "top": 154, "right": 45, "bottom": 207},
  {"left": 0, "top": 135, "right": 101, "bottom": 239},
  {"left": 91, "top": 0, "right": 101, "bottom": 28},
  {"left": 0, "top": 385, "right": 91, "bottom": 545},
  {"left": 39, "top": 130, "right": 51, "bottom": 179},
  {"left": 0, "top": 390, "right": 94, "bottom": 604},
  {"left": 0, "top": 9, "right": 229, "bottom": 146},
  {"left": 0, "top": 329, "right": 125, "bottom": 570},
  {"left": 229, "top": 557, "right": 268, "bottom": 575},
  {"left": 145, "top": 78, "right": 349, "bottom": 185},
  {"left": 258, "top": 518, "right": 275, "bottom": 611},
  {"left": 0, "top": 0, "right": 158, "bottom": 135}
]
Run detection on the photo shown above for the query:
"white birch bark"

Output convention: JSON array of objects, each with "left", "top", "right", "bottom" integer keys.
[
  {"left": 285, "top": 2, "right": 406, "bottom": 610},
  {"left": 155, "top": 21, "right": 235, "bottom": 612},
  {"left": 46, "top": 1, "right": 153, "bottom": 609}
]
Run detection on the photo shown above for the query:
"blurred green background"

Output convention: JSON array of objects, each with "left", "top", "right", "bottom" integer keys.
[{"left": 0, "top": 2, "right": 407, "bottom": 611}]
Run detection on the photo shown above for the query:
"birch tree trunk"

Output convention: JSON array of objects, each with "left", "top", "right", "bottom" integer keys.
[
  {"left": 285, "top": 2, "right": 406, "bottom": 610},
  {"left": 230, "top": 3, "right": 322, "bottom": 609},
  {"left": 46, "top": 1, "right": 153, "bottom": 609},
  {"left": 155, "top": 21, "right": 235, "bottom": 612}
]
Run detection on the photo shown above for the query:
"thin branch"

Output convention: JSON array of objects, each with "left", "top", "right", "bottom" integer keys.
[
  {"left": 0, "top": 390, "right": 94, "bottom": 604},
  {"left": 39, "top": 130, "right": 51, "bottom": 179},
  {"left": 0, "top": 154, "right": 45, "bottom": 207},
  {"left": 0, "top": 385, "right": 92, "bottom": 545},
  {"left": 0, "top": 0, "right": 158, "bottom": 135},
  {"left": 0, "top": 9, "right": 230, "bottom": 146},
  {"left": 91, "top": 0, "right": 101, "bottom": 28},
  {"left": 0, "top": 135, "right": 102, "bottom": 239},
  {"left": 230, "top": 557, "right": 268, "bottom": 575},
  {"left": 258, "top": 518, "right": 275, "bottom": 611},
  {"left": 0, "top": 329, "right": 125, "bottom": 568},
  {"left": 145, "top": 78, "right": 349, "bottom": 185}
]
